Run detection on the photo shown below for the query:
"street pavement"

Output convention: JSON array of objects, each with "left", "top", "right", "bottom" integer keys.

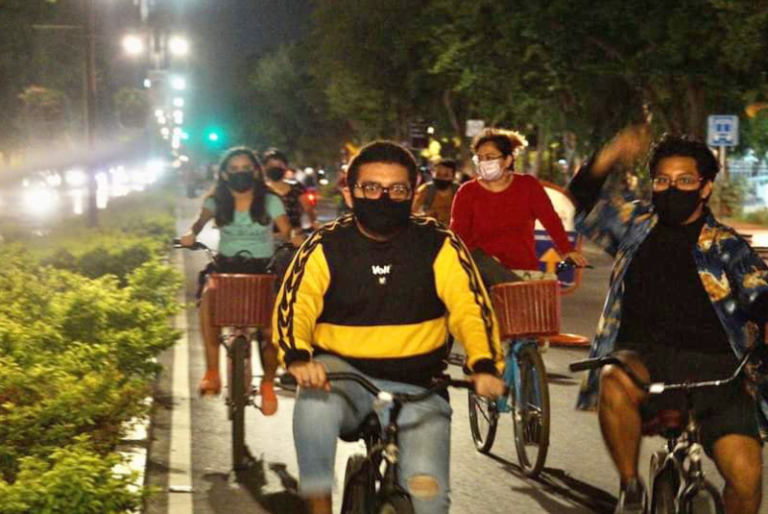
[{"left": 145, "top": 194, "right": 768, "bottom": 514}]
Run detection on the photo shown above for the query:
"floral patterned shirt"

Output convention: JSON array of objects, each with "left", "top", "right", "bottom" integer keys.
[{"left": 569, "top": 169, "right": 768, "bottom": 428}]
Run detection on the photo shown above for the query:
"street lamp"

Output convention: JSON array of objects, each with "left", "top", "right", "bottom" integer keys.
[
  {"left": 171, "top": 76, "right": 186, "bottom": 91},
  {"left": 122, "top": 34, "right": 144, "bottom": 56},
  {"left": 168, "top": 36, "right": 190, "bottom": 57}
]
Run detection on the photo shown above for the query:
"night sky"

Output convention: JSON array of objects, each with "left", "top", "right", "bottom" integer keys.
[{"left": 184, "top": 0, "right": 313, "bottom": 130}]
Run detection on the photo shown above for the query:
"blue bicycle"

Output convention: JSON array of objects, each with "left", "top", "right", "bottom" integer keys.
[{"left": 468, "top": 279, "right": 561, "bottom": 477}]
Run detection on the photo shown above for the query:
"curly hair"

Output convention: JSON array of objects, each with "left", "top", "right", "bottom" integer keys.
[
  {"left": 648, "top": 133, "right": 720, "bottom": 182},
  {"left": 471, "top": 128, "right": 528, "bottom": 159}
]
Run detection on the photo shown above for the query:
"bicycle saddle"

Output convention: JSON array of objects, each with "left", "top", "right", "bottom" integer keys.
[
  {"left": 642, "top": 409, "right": 685, "bottom": 439},
  {"left": 340, "top": 412, "right": 382, "bottom": 443}
]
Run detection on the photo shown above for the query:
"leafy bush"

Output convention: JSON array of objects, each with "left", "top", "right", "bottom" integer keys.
[
  {"left": 0, "top": 438, "right": 145, "bottom": 514},
  {"left": 0, "top": 187, "right": 181, "bottom": 511},
  {"left": 0, "top": 248, "right": 181, "bottom": 482},
  {"left": 744, "top": 209, "right": 768, "bottom": 227}
]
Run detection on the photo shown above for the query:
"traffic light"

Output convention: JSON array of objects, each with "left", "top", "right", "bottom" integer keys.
[{"left": 207, "top": 131, "right": 219, "bottom": 142}]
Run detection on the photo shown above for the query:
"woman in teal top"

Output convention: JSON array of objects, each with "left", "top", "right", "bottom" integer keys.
[{"left": 181, "top": 147, "right": 302, "bottom": 414}]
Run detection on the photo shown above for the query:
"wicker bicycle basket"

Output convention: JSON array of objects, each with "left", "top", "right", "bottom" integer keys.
[
  {"left": 489, "top": 280, "right": 561, "bottom": 339},
  {"left": 208, "top": 274, "right": 276, "bottom": 328}
]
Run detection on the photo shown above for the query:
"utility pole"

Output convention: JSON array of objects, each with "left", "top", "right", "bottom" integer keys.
[{"left": 84, "top": 0, "right": 98, "bottom": 227}]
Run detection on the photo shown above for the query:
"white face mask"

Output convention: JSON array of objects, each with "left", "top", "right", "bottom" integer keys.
[{"left": 476, "top": 159, "right": 505, "bottom": 181}]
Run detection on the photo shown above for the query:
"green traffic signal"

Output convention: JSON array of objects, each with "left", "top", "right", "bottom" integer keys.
[{"left": 207, "top": 132, "right": 219, "bottom": 142}]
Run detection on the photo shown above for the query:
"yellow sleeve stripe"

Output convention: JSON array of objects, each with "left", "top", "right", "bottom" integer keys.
[
  {"left": 274, "top": 221, "right": 340, "bottom": 356},
  {"left": 439, "top": 228, "right": 499, "bottom": 362},
  {"left": 313, "top": 318, "right": 448, "bottom": 358}
]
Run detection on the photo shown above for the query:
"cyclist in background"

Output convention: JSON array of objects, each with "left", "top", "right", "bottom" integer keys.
[
  {"left": 568, "top": 127, "right": 768, "bottom": 514},
  {"left": 263, "top": 149, "right": 320, "bottom": 232},
  {"left": 273, "top": 141, "right": 506, "bottom": 514},
  {"left": 181, "top": 147, "right": 302, "bottom": 415},
  {"left": 451, "top": 128, "right": 587, "bottom": 288},
  {"left": 412, "top": 158, "right": 459, "bottom": 226}
]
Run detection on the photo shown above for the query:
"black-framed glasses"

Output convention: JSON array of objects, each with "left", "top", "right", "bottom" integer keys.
[
  {"left": 354, "top": 181, "right": 412, "bottom": 201},
  {"left": 651, "top": 174, "right": 704, "bottom": 191}
]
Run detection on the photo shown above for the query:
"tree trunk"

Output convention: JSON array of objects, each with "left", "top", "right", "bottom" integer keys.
[
  {"left": 535, "top": 126, "right": 548, "bottom": 178},
  {"left": 685, "top": 80, "right": 706, "bottom": 140},
  {"left": 443, "top": 89, "right": 470, "bottom": 162}
]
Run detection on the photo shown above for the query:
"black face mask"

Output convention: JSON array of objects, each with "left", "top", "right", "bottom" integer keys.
[
  {"left": 266, "top": 166, "right": 286, "bottom": 181},
  {"left": 432, "top": 178, "right": 454, "bottom": 191},
  {"left": 352, "top": 195, "right": 412, "bottom": 236},
  {"left": 652, "top": 188, "right": 703, "bottom": 226},
  {"left": 227, "top": 172, "right": 255, "bottom": 193}
]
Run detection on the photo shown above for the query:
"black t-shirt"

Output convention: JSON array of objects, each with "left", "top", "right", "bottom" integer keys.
[{"left": 616, "top": 214, "right": 732, "bottom": 355}]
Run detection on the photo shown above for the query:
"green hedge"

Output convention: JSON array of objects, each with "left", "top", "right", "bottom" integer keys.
[{"left": 0, "top": 186, "right": 181, "bottom": 513}]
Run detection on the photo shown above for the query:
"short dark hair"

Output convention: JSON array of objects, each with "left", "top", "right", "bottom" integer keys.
[
  {"left": 648, "top": 134, "right": 719, "bottom": 182},
  {"left": 262, "top": 148, "right": 289, "bottom": 166},
  {"left": 346, "top": 141, "right": 419, "bottom": 189},
  {"left": 471, "top": 128, "right": 527, "bottom": 158},
  {"left": 435, "top": 159, "right": 457, "bottom": 172}
]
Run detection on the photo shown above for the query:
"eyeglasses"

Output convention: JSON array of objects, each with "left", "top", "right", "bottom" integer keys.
[
  {"left": 472, "top": 154, "right": 505, "bottom": 164},
  {"left": 354, "top": 181, "right": 412, "bottom": 201},
  {"left": 651, "top": 174, "right": 704, "bottom": 191}
]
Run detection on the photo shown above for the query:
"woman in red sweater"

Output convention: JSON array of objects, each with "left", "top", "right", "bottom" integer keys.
[{"left": 451, "top": 128, "right": 587, "bottom": 286}]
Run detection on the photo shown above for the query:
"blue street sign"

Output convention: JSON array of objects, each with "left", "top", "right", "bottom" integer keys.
[{"left": 707, "top": 115, "right": 739, "bottom": 147}]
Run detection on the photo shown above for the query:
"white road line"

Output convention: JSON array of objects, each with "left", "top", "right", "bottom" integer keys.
[{"left": 168, "top": 250, "right": 194, "bottom": 513}]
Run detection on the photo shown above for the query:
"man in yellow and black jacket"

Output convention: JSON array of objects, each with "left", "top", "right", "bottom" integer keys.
[{"left": 273, "top": 141, "right": 505, "bottom": 514}]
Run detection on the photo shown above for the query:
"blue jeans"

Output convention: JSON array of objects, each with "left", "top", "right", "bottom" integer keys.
[{"left": 293, "top": 354, "right": 453, "bottom": 514}]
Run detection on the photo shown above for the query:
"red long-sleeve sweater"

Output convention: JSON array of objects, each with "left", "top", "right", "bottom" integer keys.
[{"left": 450, "top": 175, "right": 573, "bottom": 271}]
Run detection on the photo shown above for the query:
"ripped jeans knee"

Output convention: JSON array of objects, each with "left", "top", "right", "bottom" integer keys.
[{"left": 407, "top": 474, "right": 441, "bottom": 499}]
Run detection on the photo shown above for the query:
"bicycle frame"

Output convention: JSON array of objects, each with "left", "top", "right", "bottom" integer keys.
[
  {"left": 570, "top": 352, "right": 755, "bottom": 514},
  {"left": 495, "top": 338, "right": 538, "bottom": 413}
]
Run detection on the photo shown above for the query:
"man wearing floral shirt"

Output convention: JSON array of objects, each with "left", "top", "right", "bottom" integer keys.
[{"left": 568, "top": 126, "right": 768, "bottom": 514}]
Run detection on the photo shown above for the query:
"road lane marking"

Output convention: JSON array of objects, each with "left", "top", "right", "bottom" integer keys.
[{"left": 169, "top": 250, "right": 194, "bottom": 513}]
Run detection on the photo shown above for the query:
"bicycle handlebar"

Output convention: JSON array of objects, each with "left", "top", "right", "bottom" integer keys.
[
  {"left": 279, "top": 372, "right": 475, "bottom": 403},
  {"left": 569, "top": 351, "right": 753, "bottom": 394},
  {"left": 556, "top": 260, "right": 594, "bottom": 274}
]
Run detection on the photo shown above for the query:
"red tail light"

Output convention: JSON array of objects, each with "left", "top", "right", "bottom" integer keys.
[{"left": 307, "top": 192, "right": 317, "bottom": 205}]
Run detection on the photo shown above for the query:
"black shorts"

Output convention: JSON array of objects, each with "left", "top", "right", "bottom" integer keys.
[{"left": 613, "top": 342, "right": 761, "bottom": 455}]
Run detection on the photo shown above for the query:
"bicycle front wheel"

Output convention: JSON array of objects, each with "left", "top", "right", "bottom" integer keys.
[
  {"left": 468, "top": 390, "right": 498, "bottom": 453},
  {"left": 681, "top": 480, "right": 724, "bottom": 514},
  {"left": 230, "top": 335, "right": 248, "bottom": 470},
  {"left": 512, "top": 344, "right": 550, "bottom": 477},
  {"left": 650, "top": 467, "right": 678, "bottom": 514},
  {"left": 341, "top": 455, "right": 372, "bottom": 514}
]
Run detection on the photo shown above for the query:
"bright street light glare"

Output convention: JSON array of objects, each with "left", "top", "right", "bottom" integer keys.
[
  {"left": 173, "top": 97, "right": 185, "bottom": 108},
  {"left": 171, "top": 77, "right": 187, "bottom": 90},
  {"left": 143, "top": 78, "right": 151, "bottom": 88},
  {"left": 122, "top": 34, "right": 144, "bottom": 56},
  {"left": 169, "top": 36, "right": 190, "bottom": 57}
]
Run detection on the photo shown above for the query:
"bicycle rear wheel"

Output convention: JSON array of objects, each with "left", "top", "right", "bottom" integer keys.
[
  {"left": 341, "top": 455, "right": 372, "bottom": 514},
  {"left": 468, "top": 390, "right": 498, "bottom": 453},
  {"left": 681, "top": 480, "right": 724, "bottom": 514},
  {"left": 512, "top": 344, "right": 550, "bottom": 477},
  {"left": 376, "top": 494, "right": 414, "bottom": 514},
  {"left": 230, "top": 335, "right": 248, "bottom": 470}
]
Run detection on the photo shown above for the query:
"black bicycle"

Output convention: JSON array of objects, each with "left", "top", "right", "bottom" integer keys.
[
  {"left": 281, "top": 373, "right": 475, "bottom": 514},
  {"left": 570, "top": 351, "right": 755, "bottom": 514}
]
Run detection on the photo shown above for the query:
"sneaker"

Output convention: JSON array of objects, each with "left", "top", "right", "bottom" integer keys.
[
  {"left": 260, "top": 379, "right": 278, "bottom": 416},
  {"left": 614, "top": 478, "right": 647, "bottom": 514},
  {"left": 198, "top": 369, "right": 221, "bottom": 396}
]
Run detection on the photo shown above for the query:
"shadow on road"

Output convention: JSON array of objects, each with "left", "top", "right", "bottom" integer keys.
[
  {"left": 486, "top": 453, "right": 616, "bottom": 514},
  {"left": 546, "top": 372, "right": 580, "bottom": 386},
  {"left": 203, "top": 451, "right": 308, "bottom": 514}
]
